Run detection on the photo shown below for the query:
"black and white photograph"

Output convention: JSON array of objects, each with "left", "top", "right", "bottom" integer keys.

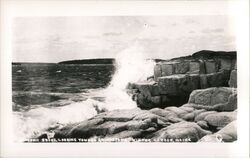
[
  {"left": 0, "top": 0, "right": 249, "bottom": 158},
  {"left": 12, "top": 15, "right": 237, "bottom": 143}
]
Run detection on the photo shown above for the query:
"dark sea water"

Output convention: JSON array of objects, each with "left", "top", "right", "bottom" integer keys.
[
  {"left": 12, "top": 63, "right": 115, "bottom": 141},
  {"left": 12, "top": 63, "right": 115, "bottom": 110}
]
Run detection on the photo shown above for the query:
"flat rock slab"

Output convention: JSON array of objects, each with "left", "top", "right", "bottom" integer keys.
[
  {"left": 204, "top": 111, "right": 237, "bottom": 128},
  {"left": 188, "top": 87, "right": 237, "bottom": 111},
  {"left": 150, "top": 121, "right": 211, "bottom": 142}
]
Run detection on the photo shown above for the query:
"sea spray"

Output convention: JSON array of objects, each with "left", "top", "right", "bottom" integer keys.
[
  {"left": 104, "top": 45, "right": 156, "bottom": 110},
  {"left": 13, "top": 98, "right": 105, "bottom": 142}
]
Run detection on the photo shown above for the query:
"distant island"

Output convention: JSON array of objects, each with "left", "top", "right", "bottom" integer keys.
[
  {"left": 58, "top": 58, "right": 115, "bottom": 65},
  {"left": 58, "top": 58, "right": 167, "bottom": 65}
]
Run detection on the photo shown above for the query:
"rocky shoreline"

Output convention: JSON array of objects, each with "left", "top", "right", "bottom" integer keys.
[{"left": 37, "top": 50, "right": 237, "bottom": 143}]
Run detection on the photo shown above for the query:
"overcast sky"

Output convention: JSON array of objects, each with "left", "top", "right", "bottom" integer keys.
[{"left": 13, "top": 16, "right": 236, "bottom": 63}]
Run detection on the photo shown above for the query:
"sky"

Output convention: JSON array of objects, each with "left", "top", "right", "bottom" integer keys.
[{"left": 12, "top": 16, "right": 236, "bottom": 63}]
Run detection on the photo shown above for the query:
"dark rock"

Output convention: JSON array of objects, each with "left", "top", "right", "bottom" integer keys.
[
  {"left": 192, "top": 50, "right": 236, "bottom": 61},
  {"left": 204, "top": 60, "right": 219, "bottom": 74},
  {"left": 228, "top": 70, "right": 237, "bottom": 88},
  {"left": 199, "top": 70, "right": 230, "bottom": 88},
  {"left": 37, "top": 133, "right": 48, "bottom": 139},
  {"left": 220, "top": 58, "right": 233, "bottom": 70},
  {"left": 206, "top": 70, "right": 230, "bottom": 87},
  {"left": 158, "top": 74, "right": 200, "bottom": 95}
]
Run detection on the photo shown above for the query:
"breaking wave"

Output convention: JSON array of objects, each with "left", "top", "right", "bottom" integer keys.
[{"left": 13, "top": 45, "right": 155, "bottom": 141}]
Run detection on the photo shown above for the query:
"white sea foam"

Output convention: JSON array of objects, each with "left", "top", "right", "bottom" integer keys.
[
  {"left": 104, "top": 45, "right": 155, "bottom": 110},
  {"left": 13, "top": 98, "right": 105, "bottom": 142}
]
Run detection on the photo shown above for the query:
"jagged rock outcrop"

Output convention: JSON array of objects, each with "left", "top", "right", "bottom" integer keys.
[{"left": 129, "top": 50, "right": 236, "bottom": 109}]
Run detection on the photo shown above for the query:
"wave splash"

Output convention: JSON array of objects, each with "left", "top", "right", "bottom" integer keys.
[
  {"left": 13, "top": 45, "right": 155, "bottom": 141},
  {"left": 104, "top": 45, "right": 155, "bottom": 110}
]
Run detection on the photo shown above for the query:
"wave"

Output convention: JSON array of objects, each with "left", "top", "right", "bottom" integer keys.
[
  {"left": 13, "top": 98, "right": 106, "bottom": 142},
  {"left": 13, "top": 45, "right": 156, "bottom": 141}
]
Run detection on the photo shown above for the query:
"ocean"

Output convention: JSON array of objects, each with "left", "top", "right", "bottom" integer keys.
[{"left": 12, "top": 63, "right": 117, "bottom": 141}]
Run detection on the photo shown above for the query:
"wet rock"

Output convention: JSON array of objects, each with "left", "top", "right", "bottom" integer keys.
[
  {"left": 206, "top": 70, "right": 230, "bottom": 87},
  {"left": 151, "top": 121, "right": 211, "bottom": 142},
  {"left": 199, "top": 70, "right": 230, "bottom": 88},
  {"left": 204, "top": 60, "right": 219, "bottom": 74},
  {"left": 228, "top": 70, "right": 237, "bottom": 88},
  {"left": 220, "top": 58, "right": 233, "bottom": 70}
]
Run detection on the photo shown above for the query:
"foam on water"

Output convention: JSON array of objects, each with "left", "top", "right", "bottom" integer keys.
[{"left": 13, "top": 98, "right": 105, "bottom": 142}]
